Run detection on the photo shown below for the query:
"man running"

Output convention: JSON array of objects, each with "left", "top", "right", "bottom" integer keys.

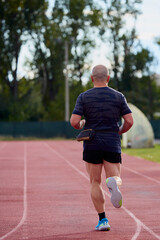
[{"left": 70, "top": 65, "right": 133, "bottom": 231}]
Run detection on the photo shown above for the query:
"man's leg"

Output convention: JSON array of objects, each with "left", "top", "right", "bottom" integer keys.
[
  {"left": 85, "top": 162, "right": 110, "bottom": 230},
  {"left": 103, "top": 161, "right": 122, "bottom": 208},
  {"left": 103, "top": 161, "right": 121, "bottom": 180},
  {"left": 85, "top": 162, "right": 105, "bottom": 213}
]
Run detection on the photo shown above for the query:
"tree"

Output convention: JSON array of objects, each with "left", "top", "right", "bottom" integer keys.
[
  {"left": 0, "top": 76, "right": 44, "bottom": 121},
  {"left": 135, "top": 48, "right": 157, "bottom": 119},
  {"left": 155, "top": 37, "right": 160, "bottom": 46},
  {"left": 0, "top": 0, "right": 159, "bottom": 122},
  {"left": 28, "top": 0, "right": 103, "bottom": 120},
  {"left": 101, "top": 0, "right": 142, "bottom": 90},
  {"left": 52, "top": 0, "right": 102, "bottom": 85},
  {"left": 120, "top": 29, "right": 138, "bottom": 91},
  {"left": 0, "top": 0, "right": 48, "bottom": 98}
]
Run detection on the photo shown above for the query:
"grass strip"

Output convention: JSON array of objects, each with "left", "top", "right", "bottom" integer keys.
[{"left": 122, "top": 144, "right": 160, "bottom": 163}]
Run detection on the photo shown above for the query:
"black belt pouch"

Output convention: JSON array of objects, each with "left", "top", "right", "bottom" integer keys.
[{"left": 76, "top": 129, "right": 95, "bottom": 141}]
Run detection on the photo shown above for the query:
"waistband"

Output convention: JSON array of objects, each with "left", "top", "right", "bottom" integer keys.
[{"left": 95, "top": 129, "right": 118, "bottom": 133}]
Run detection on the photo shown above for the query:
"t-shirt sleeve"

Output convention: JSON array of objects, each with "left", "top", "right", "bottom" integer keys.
[
  {"left": 72, "top": 93, "right": 84, "bottom": 116},
  {"left": 120, "top": 94, "right": 132, "bottom": 116}
]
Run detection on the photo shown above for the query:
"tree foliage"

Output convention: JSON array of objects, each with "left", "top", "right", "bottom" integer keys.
[
  {"left": 99, "top": 0, "right": 159, "bottom": 118},
  {"left": 0, "top": 0, "right": 159, "bottom": 122},
  {"left": 0, "top": 0, "right": 48, "bottom": 98}
]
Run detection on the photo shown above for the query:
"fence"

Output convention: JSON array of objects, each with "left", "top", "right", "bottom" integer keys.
[
  {"left": 0, "top": 121, "right": 81, "bottom": 139},
  {"left": 150, "top": 119, "right": 160, "bottom": 139},
  {"left": 0, "top": 120, "right": 159, "bottom": 139}
]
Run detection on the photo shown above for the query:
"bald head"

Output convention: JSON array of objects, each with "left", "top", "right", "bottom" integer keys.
[{"left": 91, "top": 65, "right": 109, "bottom": 82}]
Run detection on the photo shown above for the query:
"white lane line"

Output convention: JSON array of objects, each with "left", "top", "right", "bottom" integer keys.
[
  {"left": 130, "top": 219, "right": 141, "bottom": 240},
  {"left": 0, "top": 143, "right": 28, "bottom": 240},
  {"left": 123, "top": 205, "right": 160, "bottom": 240},
  {"left": 44, "top": 143, "right": 141, "bottom": 239},
  {"left": 45, "top": 143, "right": 159, "bottom": 240},
  {"left": 103, "top": 187, "right": 142, "bottom": 240},
  {"left": 123, "top": 166, "right": 160, "bottom": 184},
  {"left": 121, "top": 206, "right": 142, "bottom": 240}
]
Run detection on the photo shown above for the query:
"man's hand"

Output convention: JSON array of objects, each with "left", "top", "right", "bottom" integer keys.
[
  {"left": 70, "top": 114, "right": 86, "bottom": 130},
  {"left": 79, "top": 119, "right": 86, "bottom": 129}
]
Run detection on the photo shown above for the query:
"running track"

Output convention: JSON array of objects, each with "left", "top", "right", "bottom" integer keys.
[{"left": 0, "top": 140, "right": 160, "bottom": 240}]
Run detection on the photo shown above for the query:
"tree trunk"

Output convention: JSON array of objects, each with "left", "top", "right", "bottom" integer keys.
[
  {"left": 12, "top": 39, "right": 21, "bottom": 98},
  {"left": 148, "top": 77, "right": 153, "bottom": 119},
  {"left": 113, "top": 35, "right": 120, "bottom": 90},
  {"left": 42, "top": 63, "right": 48, "bottom": 98}
]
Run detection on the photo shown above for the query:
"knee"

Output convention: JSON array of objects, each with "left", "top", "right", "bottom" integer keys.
[{"left": 90, "top": 177, "right": 101, "bottom": 185}]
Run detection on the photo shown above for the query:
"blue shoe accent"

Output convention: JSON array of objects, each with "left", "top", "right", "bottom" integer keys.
[{"left": 95, "top": 218, "right": 110, "bottom": 231}]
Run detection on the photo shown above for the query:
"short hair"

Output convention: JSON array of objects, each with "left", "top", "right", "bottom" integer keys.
[{"left": 92, "top": 65, "right": 108, "bottom": 81}]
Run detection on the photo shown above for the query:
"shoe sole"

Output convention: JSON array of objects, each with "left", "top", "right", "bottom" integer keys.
[
  {"left": 95, "top": 225, "right": 110, "bottom": 231},
  {"left": 106, "top": 177, "right": 122, "bottom": 208}
]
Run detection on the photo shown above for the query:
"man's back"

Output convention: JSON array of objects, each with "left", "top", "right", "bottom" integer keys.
[
  {"left": 73, "top": 86, "right": 131, "bottom": 153},
  {"left": 74, "top": 86, "right": 130, "bottom": 132}
]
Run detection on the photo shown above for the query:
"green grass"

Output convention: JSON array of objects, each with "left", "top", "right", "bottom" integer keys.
[{"left": 122, "top": 144, "right": 160, "bottom": 163}]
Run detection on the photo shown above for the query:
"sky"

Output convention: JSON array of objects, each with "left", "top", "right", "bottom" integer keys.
[
  {"left": 18, "top": 0, "right": 160, "bottom": 80},
  {"left": 91, "top": 0, "right": 160, "bottom": 74}
]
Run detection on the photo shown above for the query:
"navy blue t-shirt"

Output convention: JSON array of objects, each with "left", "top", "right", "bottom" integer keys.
[{"left": 73, "top": 87, "right": 131, "bottom": 153}]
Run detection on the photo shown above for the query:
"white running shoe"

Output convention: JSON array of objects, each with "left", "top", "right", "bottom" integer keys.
[{"left": 106, "top": 177, "right": 122, "bottom": 208}]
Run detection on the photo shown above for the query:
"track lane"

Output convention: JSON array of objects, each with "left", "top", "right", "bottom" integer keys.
[
  {"left": 46, "top": 140, "right": 160, "bottom": 240},
  {"left": 0, "top": 142, "right": 26, "bottom": 240},
  {"left": 0, "top": 140, "right": 160, "bottom": 240}
]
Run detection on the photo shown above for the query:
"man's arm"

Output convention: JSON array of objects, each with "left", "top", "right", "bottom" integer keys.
[
  {"left": 118, "top": 113, "right": 133, "bottom": 135},
  {"left": 70, "top": 114, "right": 86, "bottom": 130}
]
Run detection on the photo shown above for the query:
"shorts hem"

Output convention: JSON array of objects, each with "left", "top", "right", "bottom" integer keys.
[{"left": 83, "top": 150, "right": 122, "bottom": 164}]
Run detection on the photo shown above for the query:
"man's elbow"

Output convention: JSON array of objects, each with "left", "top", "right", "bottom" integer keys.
[
  {"left": 127, "top": 117, "right": 134, "bottom": 128},
  {"left": 70, "top": 120, "right": 76, "bottom": 128},
  {"left": 70, "top": 118, "right": 74, "bottom": 127}
]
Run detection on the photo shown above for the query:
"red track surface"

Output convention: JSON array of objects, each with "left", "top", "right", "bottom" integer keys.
[{"left": 0, "top": 140, "right": 160, "bottom": 240}]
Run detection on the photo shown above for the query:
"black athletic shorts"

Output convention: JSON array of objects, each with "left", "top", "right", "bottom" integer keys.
[{"left": 83, "top": 149, "right": 122, "bottom": 164}]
